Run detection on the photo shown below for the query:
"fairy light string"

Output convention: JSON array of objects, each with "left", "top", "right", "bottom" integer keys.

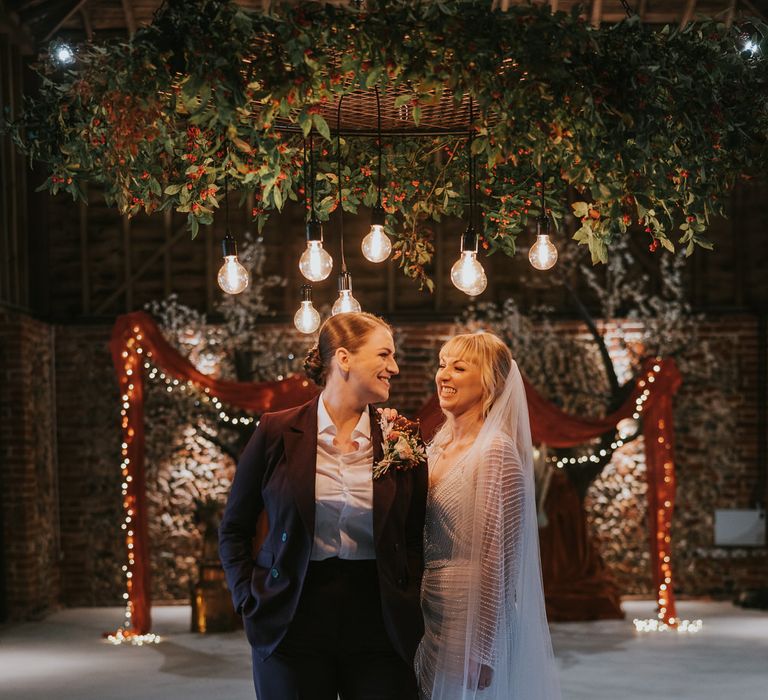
[{"left": 108, "top": 312, "right": 316, "bottom": 645}]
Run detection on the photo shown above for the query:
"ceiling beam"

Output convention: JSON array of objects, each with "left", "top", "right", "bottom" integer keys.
[
  {"left": 740, "top": 0, "right": 765, "bottom": 16},
  {"left": 43, "top": 0, "right": 91, "bottom": 42}
]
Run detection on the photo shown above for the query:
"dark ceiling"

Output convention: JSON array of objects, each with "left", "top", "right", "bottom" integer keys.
[{"left": 2, "top": 0, "right": 767, "bottom": 49}]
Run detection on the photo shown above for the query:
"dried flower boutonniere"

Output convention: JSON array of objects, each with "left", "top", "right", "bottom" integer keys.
[{"left": 373, "top": 412, "right": 427, "bottom": 480}]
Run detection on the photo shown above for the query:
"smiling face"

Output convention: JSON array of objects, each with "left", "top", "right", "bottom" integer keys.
[
  {"left": 435, "top": 352, "right": 485, "bottom": 420},
  {"left": 337, "top": 325, "right": 399, "bottom": 404}
]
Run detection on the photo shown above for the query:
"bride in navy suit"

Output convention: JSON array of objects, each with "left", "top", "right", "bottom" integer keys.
[{"left": 219, "top": 312, "right": 427, "bottom": 700}]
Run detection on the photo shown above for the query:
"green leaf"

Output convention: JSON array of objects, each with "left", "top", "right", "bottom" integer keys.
[
  {"left": 365, "top": 67, "right": 384, "bottom": 88},
  {"left": 470, "top": 137, "right": 487, "bottom": 156},
  {"left": 571, "top": 201, "right": 590, "bottom": 219},
  {"left": 659, "top": 236, "right": 675, "bottom": 253},
  {"left": 232, "top": 136, "right": 253, "bottom": 154},
  {"left": 164, "top": 184, "right": 182, "bottom": 196},
  {"left": 312, "top": 113, "right": 331, "bottom": 141},
  {"left": 299, "top": 111, "right": 312, "bottom": 138}
]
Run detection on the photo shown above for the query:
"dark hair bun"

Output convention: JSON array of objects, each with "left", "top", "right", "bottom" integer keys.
[{"left": 303, "top": 344, "right": 325, "bottom": 386}]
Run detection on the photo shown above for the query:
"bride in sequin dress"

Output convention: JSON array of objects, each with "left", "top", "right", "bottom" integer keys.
[{"left": 414, "top": 332, "right": 561, "bottom": 700}]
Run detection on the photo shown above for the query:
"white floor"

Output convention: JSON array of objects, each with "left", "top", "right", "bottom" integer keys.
[{"left": 0, "top": 601, "right": 766, "bottom": 700}]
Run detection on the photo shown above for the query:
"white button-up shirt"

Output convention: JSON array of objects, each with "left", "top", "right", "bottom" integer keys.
[{"left": 310, "top": 395, "right": 376, "bottom": 561}]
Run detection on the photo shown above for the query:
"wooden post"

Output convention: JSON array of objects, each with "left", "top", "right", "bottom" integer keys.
[
  {"left": 206, "top": 223, "right": 215, "bottom": 314},
  {"left": 163, "top": 208, "right": 172, "bottom": 297},
  {"left": 0, "top": 35, "right": 11, "bottom": 304},
  {"left": 14, "top": 46, "right": 28, "bottom": 309},
  {"left": 6, "top": 39, "right": 20, "bottom": 305},
  {"left": 121, "top": 0, "right": 138, "bottom": 37},
  {"left": 80, "top": 7, "right": 94, "bottom": 41},
  {"left": 387, "top": 253, "right": 396, "bottom": 313},
  {"left": 434, "top": 220, "right": 444, "bottom": 313},
  {"left": 680, "top": 0, "right": 697, "bottom": 27},
  {"left": 79, "top": 192, "right": 90, "bottom": 314},
  {"left": 732, "top": 186, "right": 745, "bottom": 307},
  {"left": 590, "top": 0, "right": 603, "bottom": 28},
  {"left": 122, "top": 215, "right": 132, "bottom": 311}
]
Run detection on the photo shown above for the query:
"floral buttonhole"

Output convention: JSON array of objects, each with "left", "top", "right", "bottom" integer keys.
[{"left": 373, "top": 412, "right": 427, "bottom": 480}]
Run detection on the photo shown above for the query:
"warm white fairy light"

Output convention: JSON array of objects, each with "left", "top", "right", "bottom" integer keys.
[
  {"left": 114, "top": 323, "right": 304, "bottom": 643},
  {"left": 633, "top": 618, "right": 703, "bottom": 634},
  {"left": 142, "top": 360, "right": 258, "bottom": 424},
  {"left": 106, "top": 629, "right": 161, "bottom": 646}
]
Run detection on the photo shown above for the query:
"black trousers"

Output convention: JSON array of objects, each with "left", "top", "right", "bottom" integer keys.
[{"left": 251, "top": 557, "right": 418, "bottom": 700}]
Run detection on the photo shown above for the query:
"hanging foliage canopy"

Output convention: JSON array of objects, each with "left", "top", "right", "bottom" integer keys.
[{"left": 9, "top": 0, "right": 768, "bottom": 288}]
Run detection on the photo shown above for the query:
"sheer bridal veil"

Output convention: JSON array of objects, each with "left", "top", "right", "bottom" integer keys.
[{"left": 426, "top": 360, "right": 562, "bottom": 700}]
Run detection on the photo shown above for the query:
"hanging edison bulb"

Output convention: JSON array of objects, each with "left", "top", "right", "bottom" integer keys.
[
  {"left": 529, "top": 215, "right": 558, "bottom": 270},
  {"left": 450, "top": 226, "right": 487, "bottom": 296},
  {"left": 332, "top": 272, "right": 362, "bottom": 315},
  {"left": 362, "top": 204, "right": 391, "bottom": 263},
  {"left": 299, "top": 217, "right": 333, "bottom": 281},
  {"left": 529, "top": 234, "right": 558, "bottom": 270},
  {"left": 294, "top": 285, "right": 321, "bottom": 334},
  {"left": 362, "top": 223, "right": 392, "bottom": 263},
  {"left": 217, "top": 232, "right": 249, "bottom": 295}
]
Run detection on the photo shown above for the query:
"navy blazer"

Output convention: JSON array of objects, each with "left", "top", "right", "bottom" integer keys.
[{"left": 218, "top": 395, "right": 428, "bottom": 663}]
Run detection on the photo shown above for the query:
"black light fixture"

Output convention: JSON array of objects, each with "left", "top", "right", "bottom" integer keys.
[
  {"left": 331, "top": 96, "right": 361, "bottom": 315},
  {"left": 298, "top": 133, "right": 333, "bottom": 282},
  {"left": 361, "top": 86, "right": 392, "bottom": 263},
  {"left": 217, "top": 173, "right": 250, "bottom": 295},
  {"left": 450, "top": 98, "right": 487, "bottom": 297}
]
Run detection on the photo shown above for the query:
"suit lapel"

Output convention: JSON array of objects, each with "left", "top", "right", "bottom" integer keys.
[
  {"left": 371, "top": 406, "right": 397, "bottom": 545},
  {"left": 283, "top": 396, "right": 320, "bottom": 538}
]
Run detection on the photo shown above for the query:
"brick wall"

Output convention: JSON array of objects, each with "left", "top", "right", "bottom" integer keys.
[
  {"left": 54, "top": 324, "right": 124, "bottom": 607},
  {"left": 0, "top": 309, "right": 59, "bottom": 620},
  {"left": 672, "top": 317, "right": 768, "bottom": 596}
]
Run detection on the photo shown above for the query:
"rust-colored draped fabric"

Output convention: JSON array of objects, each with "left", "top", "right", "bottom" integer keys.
[
  {"left": 538, "top": 472, "right": 623, "bottom": 621},
  {"left": 111, "top": 310, "right": 681, "bottom": 634},
  {"left": 418, "top": 358, "right": 682, "bottom": 624}
]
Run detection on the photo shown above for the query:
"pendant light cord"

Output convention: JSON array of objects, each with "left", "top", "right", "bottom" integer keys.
[
  {"left": 308, "top": 132, "right": 315, "bottom": 218},
  {"left": 337, "top": 94, "right": 347, "bottom": 272},
  {"left": 375, "top": 85, "right": 383, "bottom": 207},
  {"left": 224, "top": 166, "right": 230, "bottom": 229},
  {"left": 468, "top": 98, "right": 475, "bottom": 230},
  {"left": 303, "top": 136, "right": 309, "bottom": 216}
]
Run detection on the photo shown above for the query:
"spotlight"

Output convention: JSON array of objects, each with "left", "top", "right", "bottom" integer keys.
[{"left": 52, "top": 42, "right": 76, "bottom": 66}]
